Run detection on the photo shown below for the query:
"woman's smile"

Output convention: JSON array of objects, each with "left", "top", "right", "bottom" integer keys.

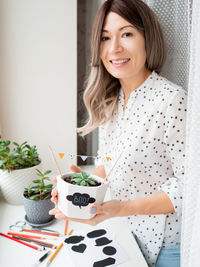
[{"left": 109, "top": 58, "right": 131, "bottom": 68}]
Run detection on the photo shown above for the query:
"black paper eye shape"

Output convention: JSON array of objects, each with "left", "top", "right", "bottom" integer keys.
[
  {"left": 87, "top": 229, "right": 107, "bottom": 238},
  {"left": 103, "top": 246, "right": 117, "bottom": 255}
]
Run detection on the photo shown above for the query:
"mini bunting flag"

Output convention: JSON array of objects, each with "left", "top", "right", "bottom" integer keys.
[
  {"left": 106, "top": 157, "right": 111, "bottom": 161},
  {"left": 80, "top": 156, "right": 88, "bottom": 161},
  {"left": 69, "top": 153, "right": 75, "bottom": 160},
  {"left": 58, "top": 153, "right": 65, "bottom": 159}
]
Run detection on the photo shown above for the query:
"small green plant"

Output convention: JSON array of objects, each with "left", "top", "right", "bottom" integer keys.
[
  {"left": 0, "top": 136, "right": 40, "bottom": 171},
  {"left": 24, "top": 169, "right": 53, "bottom": 200},
  {"left": 71, "top": 172, "right": 98, "bottom": 186}
]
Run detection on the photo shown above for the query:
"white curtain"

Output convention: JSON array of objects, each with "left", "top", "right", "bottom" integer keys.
[
  {"left": 181, "top": 0, "right": 200, "bottom": 266},
  {"left": 144, "top": 0, "right": 200, "bottom": 266}
]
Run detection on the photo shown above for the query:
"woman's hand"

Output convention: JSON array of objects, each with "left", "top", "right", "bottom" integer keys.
[
  {"left": 50, "top": 164, "right": 83, "bottom": 215},
  {"left": 49, "top": 199, "right": 121, "bottom": 226}
]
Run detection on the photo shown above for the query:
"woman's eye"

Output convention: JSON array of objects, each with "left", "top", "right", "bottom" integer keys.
[
  {"left": 101, "top": 36, "right": 110, "bottom": 41},
  {"left": 123, "top": 32, "right": 133, "bottom": 37}
]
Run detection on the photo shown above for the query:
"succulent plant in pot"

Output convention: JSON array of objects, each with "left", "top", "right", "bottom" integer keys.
[
  {"left": 66, "top": 172, "right": 101, "bottom": 187},
  {"left": 0, "top": 137, "right": 42, "bottom": 204},
  {"left": 23, "top": 169, "right": 55, "bottom": 225},
  {"left": 57, "top": 172, "right": 108, "bottom": 220}
]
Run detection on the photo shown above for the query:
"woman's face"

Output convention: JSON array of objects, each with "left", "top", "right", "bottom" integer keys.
[{"left": 100, "top": 12, "right": 148, "bottom": 81}]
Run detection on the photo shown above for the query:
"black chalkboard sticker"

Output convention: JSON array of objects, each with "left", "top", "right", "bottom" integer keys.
[
  {"left": 87, "top": 229, "right": 107, "bottom": 238},
  {"left": 64, "top": 235, "right": 85, "bottom": 244},
  {"left": 103, "top": 246, "right": 117, "bottom": 255},
  {"left": 66, "top": 193, "right": 95, "bottom": 208},
  {"left": 72, "top": 243, "right": 87, "bottom": 253},
  {"left": 93, "top": 257, "right": 116, "bottom": 267},
  {"left": 95, "top": 237, "right": 112, "bottom": 246}
]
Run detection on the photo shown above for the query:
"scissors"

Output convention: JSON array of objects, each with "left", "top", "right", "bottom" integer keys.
[{"left": 9, "top": 221, "right": 61, "bottom": 236}]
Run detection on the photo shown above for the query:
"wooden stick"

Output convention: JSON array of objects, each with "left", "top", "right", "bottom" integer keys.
[
  {"left": 49, "top": 145, "right": 63, "bottom": 178},
  {"left": 104, "top": 151, "right": 123, "bottom": 181}
]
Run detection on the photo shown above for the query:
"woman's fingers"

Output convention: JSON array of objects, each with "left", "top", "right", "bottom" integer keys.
[
  {"left": 69, "top": 164, "right": 83, "bottom": 173},
  {"left": 49, "top": 208, "right": 68, "bottom": 220},
  {"left": 51, "top": 187, "right": 58, "bottom": 205},
  {"left": 89, "top": 204, "right": 103, "bottom": 215},
  {"left": 53, "top": 177, "right": 57, "bottom": 183}
]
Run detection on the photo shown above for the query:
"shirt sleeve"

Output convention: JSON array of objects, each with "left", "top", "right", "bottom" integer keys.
[{"left": 157, "top": 88, "right": 187, "bottom": 217}]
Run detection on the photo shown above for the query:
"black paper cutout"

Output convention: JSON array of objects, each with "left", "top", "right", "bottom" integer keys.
[
  {"left": 95, "top": 237, "right": 112, "bottom": 246},
  {"left": 103, "top": 246, "right": 117, "bottom": 256},
  {"left": 72, "top": 243, "right": 87, "bottom": 253},
  {"left": 93, "top": 257, "right": 116, "bottom": 267},
  {"left": 64, "top": 235, "right": 85, "bottom": 244},
  {"left": 87, "top": 229, "right": 107, "bottom": 238},
  {"left": 66, "top": 193, "right": 95, "bottom": 208}
]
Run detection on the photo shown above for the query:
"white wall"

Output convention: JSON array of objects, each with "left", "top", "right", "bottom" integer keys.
[{"left": 0, "top": 0, "right": 77, "bottom": 176}]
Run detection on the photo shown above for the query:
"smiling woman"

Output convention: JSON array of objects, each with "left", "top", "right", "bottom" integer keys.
[{"left": 51, "top": 1, "right": 186, "bottom": 266}]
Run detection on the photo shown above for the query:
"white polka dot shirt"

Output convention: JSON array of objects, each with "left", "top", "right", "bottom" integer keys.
[{"left": 95, "top": 71, "right": 187, "bottom": 266}]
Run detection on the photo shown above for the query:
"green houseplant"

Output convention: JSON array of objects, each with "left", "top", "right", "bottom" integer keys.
[
  {"left": 0, "top": 136, "right": 42, "bottom": 205},
  {"left": 57, "top": 171, "right": 108, "bottom": 219},
  {"left": 0, "top": 138, "right": 40, "bottom": 171},
  {"left": 68, "top": 172, "right": 101, "bottom": 187},
  {"left": 23, "top": 169, "right": 55, "bottom": 225}
]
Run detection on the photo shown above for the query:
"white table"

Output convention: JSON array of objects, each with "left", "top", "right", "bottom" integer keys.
[{"left": 0, "top": 199, "right": 148, "bottom": 267}]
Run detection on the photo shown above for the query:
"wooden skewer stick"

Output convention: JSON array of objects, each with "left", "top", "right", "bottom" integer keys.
[
  {"left": 49, "top": 145, "right": 63, "bottom": 178},
  {"left": 104, "top": 151, "right": 123, "bottom": 182}
]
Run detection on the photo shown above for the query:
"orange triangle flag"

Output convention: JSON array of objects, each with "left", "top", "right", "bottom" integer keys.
[
  {"left": 106, "top": 157, "right": 110, "bottom": 161},
  {"left": 58, "top": 153, "right": 65, "bottom": 159}
]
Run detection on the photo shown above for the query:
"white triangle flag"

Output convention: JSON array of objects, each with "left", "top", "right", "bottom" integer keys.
[{"left": 80, "top": 156, "right": 88, "bottom": 161}]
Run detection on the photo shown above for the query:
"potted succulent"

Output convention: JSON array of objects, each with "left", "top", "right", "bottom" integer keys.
[
  {"left": 0, "top": 136, "right": 41, "bottom": 205},
  {"left": 57, "top": 172, "right": 108, "bottom": 219},
  {"left": 23, "top": 169, "right": 55, "bottom": 225}
]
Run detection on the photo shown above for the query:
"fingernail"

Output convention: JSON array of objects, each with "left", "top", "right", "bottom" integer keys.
[{"left": 91, "top": 207, "right": 96, "bottom": 213}]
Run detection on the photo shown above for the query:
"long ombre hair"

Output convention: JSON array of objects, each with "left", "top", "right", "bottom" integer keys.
[{"left": 78, "top": 0, "right": 165, "bottom": 136}]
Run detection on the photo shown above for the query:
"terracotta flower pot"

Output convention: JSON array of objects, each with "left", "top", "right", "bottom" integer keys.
[{"left": 57, "top": 173, "right": 108, "bottom": 219}]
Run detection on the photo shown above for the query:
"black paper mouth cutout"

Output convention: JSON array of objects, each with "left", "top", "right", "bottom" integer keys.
[
  {"left": 93, "top": 257, "right": 116, "bottom": 267},
  {"left": 72, "top": 243, "right": 86, "bottom": 253},
  {"left": 95, "top": 237, "right": 112, "bottom": 246},
  {"left": 87, "top": 229, "right": 107, "bottom": 238},
  {"left": 103, "top": 246, "right": 117, "bottom": 256},
  {"left": 66, "top": 193, "right": 95, "bottom": 208},
  {"left": 64, "top": 235, "right": 85, "bottom": 244}
]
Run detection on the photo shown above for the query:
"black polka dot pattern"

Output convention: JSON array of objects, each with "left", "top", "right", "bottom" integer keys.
[{"left": 95, "top": 71, "right": 187, "bottom": 267}]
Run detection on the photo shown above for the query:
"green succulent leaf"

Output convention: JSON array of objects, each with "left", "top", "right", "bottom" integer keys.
[
  {"left": 32, "top": 179, "right": 41, "bottom": 183},
  {"left": 80, "top": 180, "right": 87, "bottom": 186}
]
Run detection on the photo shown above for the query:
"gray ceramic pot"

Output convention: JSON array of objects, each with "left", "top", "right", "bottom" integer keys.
[{"left": 23, "top": 194, "right": 55, "bottom": 224}]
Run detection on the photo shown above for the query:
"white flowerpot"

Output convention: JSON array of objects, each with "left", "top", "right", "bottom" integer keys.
[
  {"left": 57, "top": 173, "right": 108, "bottom": 219},
  {"left": 0, "top": 162, "right": 42, "bottom": 205}
]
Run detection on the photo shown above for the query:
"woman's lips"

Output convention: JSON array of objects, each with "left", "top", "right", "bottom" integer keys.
[{"left": 109, "top": 58, "right": 130, "bottom": 68}]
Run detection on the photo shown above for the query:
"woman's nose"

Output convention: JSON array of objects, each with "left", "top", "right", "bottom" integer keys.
[{"left": 109, "top": 37, "right": 123, "bottom": 53}]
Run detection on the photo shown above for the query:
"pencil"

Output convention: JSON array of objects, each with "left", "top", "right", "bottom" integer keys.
[
  {"left": 31, "top": 251, "right": 51, "bottom": 267},
  {"left": 11, "top": 235, "right": 57, "bottom": 249},
  {"left": 46, "top": 242, "right": 63, "bottom": 266},
  {"left": 7, "top": 232, "right": 57, "bottom": 240},
  {"left": 68, "top": 229, "right": 73, "bottom": 236},
  {"left": 0, "top": 232, "right": 43, "bottom": 251},
  {"left": 64, "top": 220, "right": 68, "bottom": 235},
  {"left": 22, "top": 229, "right": 61, "bottom": 237}
]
